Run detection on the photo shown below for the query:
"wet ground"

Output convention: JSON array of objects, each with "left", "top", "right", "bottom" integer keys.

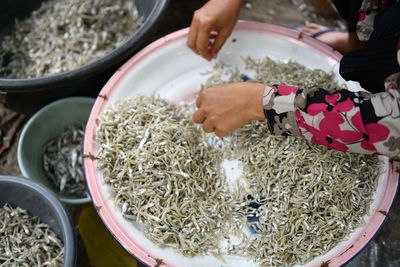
[{"left": 0, "top": 0, "right": 399, "bottom": 266}]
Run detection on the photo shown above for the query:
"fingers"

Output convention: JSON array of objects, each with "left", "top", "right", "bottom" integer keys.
[
  {"left": 188, "top": 10, "right": 213, "bottom": 59},
  {"left": 200, "top": 118, "right": 229, "bottom": 137},
  {"left": 215, "top": 128, "right": 228, "bottom": 138},
  {"left": 187, "top": 15, "right": 221, "bottom": 60},
  {"left": 188, "top": 26, "right": 215, "bottom": 60},
  {"left": 196, "top": 25, "right": 213, "bottom": 60},
  {"left": 195, "top": 115, "right": 229, "bottom": 137},
  {"left": 193, "top": 110, "right": 229, "bottom": 137},
  {"left": 192, "top": 109, "right": 206, "bottom": 123},
  {"left": 193, "top": 88, "right": 229, "bottom": 137},
  {"left": 196, "top": 94, "right": 201, "bottom": 108},
  {"left": 187, "top": 12, "right": 220, "bottom": 60},
  {"left": 211, "top": 29, "right": 230, "bottom": 58},
  {"left": 306, "top": 23, "right": 325, "bottom": 29},
  {"left": 193, "top": 95, "right": 216, "bottom": 134},
  {"left": 301, "top": 23, "right": 327, "bottom": 34},
  {"left": 187, "top": 19, "right": 199, "bottom": 55},
  {"left": 193, "top": 107, "right": 215, "bottom": 133},
  {"left": 210, "top": 31, "right": 218, "bottom": 39},
  {"left": 202, "top": 118, "right": 215, "bottom": 133}
]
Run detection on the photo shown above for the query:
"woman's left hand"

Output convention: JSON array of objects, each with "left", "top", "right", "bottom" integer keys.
[{"left": 192, "top": 82, "right": 266, "bottom": 137}]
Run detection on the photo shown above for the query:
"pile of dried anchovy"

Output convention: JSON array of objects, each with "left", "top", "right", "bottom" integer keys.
[
  {"left": 203, "top": 56, "right": 380, "bottom": 266},
  {"left": 95, "top": 57, "right": 380, "bottom": 266},
  {"left": 96, "top": 96, "right": 242, "bottom": 256},
  {"left": 0, "top": 0, "right": 143, "bottom": 78},
  {"left": 201, "top": 57, "right": 346, "bottom": 90},
  {"left": 43, "top": 124, "right": 87, "bottom": 198},
  {"left": 0, "top": 203, "right": 64, "bottom": 266},
  {"left": 227, "top": 122, "right": 379, "bottom": 266}
]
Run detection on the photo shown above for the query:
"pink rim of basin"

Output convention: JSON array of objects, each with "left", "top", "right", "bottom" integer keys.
[{"left": 84, "top": 21, "right": 399, "bottom": 267}]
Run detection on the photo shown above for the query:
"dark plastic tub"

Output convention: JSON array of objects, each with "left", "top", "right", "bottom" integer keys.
[
  {"left": 0, "top": 0, "right": 168, "bottom": 112},
  {"left": 0, "top": 175, "right": 76, "bottom": 267}
]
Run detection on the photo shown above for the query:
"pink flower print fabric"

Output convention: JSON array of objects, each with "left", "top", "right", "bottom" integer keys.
[
  {"left": 263, "top": 84, "right": 400, "bottom": 159},
  {"left": 356, "top": 0, "right": 391, "bottom": 41},
  {"left": 261, "top": 0, "right": 400, "bottom": 158}
]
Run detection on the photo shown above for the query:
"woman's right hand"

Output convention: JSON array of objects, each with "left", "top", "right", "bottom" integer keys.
[
  {"left": 192, "top": 82, "right": 266, "bottom": 137},
  {"left": 187, "top": 0, "right": 243, "bottom": 61}
]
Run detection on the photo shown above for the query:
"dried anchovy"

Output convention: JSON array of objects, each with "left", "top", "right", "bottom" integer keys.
[
  {"left": 202, "top": 56, "right": 347, "bottom": 91},
  {"left": 95, "top": 57, "right": 380, "bottom": 266},
  {"left": 228, "top": 123, "right": 379, "bottom": 266},
  {"left": 96, "top": 96, "right": 241, "bottom": 256},
  {"left": 43, "top": 124, "right": 87, "bottom": 198},
  {"left": 204, "top": 57, "right": 380, "bottom": 266},
  {"left": 0, "top": 0, "right": 143, "bottom": 78},
  {"left": 0, "top": 203, "right": 64, "bottom": 266}
]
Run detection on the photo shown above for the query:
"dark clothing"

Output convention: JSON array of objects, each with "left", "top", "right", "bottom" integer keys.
[{"left": 333, "top": 0, "right": 400, "bottom": 92}]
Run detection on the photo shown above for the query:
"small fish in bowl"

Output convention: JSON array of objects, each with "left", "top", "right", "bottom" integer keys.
[
  {"left": 43, "top": 124, "right": 87, "bottom": 198},
  {"left": 0, "top": 203, "right": 64, "bottom": 266}
]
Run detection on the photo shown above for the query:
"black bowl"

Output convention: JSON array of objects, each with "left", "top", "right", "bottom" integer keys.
[
  {"left": 0, "top": 0, "right": 168, "bottom": 112},
  {"left": 0, "top": 175, "right": 76, "bottom": 267}
]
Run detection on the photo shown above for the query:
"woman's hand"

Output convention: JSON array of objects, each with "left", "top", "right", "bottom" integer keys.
[
  {"left": 187, "top": 0, "right": 243, "bottom": 61},
  {"left": 192, "top": 82, "right": 266, "bottom": 137}
]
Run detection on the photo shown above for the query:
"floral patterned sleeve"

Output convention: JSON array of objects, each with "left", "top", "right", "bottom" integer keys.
[
  {"left": 262, "top": 0, "right": 400, "bottom": 158},
  {"left": 262, "top": 76, "right": 400, "bottom": 159}
]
